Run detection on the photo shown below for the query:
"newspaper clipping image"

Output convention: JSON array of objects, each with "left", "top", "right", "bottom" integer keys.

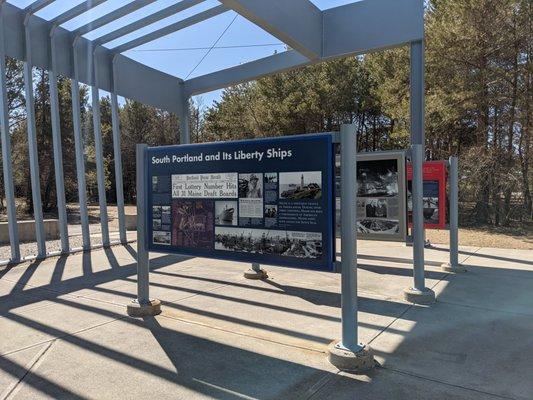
[
  {"left": 172, "top": 173, "right": 238, "bottom": 198},
  {"left": 238, "top": 173, "right": 263, "bottom": 218},
  {"left": 214, "top": 227, "right": 323, "bottom": 259}
]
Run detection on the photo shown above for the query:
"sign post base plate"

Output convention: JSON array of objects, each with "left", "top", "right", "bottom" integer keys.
[
  {"left": 127, "top": 299, "right": 162, "bottom": 317},
  {"left": 441, "top": 262, "right": 467, "bottom": 273},
  {"left": 403, "top": 287, "right": 436, "bottom": 304},
  {"left": 243, "top": 268, "right": 268, "bottom": 280},
  {"left": 328, "top": 341, "right": 374, "bottom": 373}
]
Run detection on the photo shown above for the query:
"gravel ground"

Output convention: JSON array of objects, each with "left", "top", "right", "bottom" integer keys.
[{"left": 0, "top": 228, "right": 137, "bottom": 262}]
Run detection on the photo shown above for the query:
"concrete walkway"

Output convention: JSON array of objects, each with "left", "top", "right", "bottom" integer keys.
[{"left": 0, "top": 240, "right": 531, "bottom": 399}]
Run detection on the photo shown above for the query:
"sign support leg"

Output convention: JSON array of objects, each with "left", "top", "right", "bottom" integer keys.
[
  {"left": 403, "top": 41, "right": 435, "bottom": 305},
  {"left": 127, "top": 144, "right": 161, "bottom": 317},
  {"left": 328, "top": 124, "right": 374, "bottom": 372},
  {"left": 244, "top": 262, "right": 268, "bottom": 280},
  {"left": 442, "top": 156, "right": 466, "bottom": 272}
]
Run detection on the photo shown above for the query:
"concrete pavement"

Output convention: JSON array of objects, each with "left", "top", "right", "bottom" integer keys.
[{"left": 0, "top": 240, "right": 531, "bottom": 399}]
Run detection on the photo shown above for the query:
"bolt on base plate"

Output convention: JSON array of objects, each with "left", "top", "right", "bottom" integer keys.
[
  {"left": 328, "top": 341, "right": 375, "bottom": 373},
  {"left": 441, "top": 262, "right": 467, "bottom": 273},
  {"left": 127, "top": 299, "right": 162, "bottom": 317},
  {"left": 403, "top": 287, "right": 436, "bottom": 305},
  {"left": 243, "top": 268, "right": 268, "bottom": 280}
]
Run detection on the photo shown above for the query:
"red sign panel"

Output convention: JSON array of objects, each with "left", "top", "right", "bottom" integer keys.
[{"left": 407, "top": 161, "right": 447, "bottom": 229}]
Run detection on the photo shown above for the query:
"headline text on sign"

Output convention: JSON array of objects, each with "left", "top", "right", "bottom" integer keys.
[{"left": 152, "top": 148, "right": 293, "bottom": 165}]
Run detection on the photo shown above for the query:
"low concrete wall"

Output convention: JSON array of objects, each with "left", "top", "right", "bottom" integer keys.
[
  {"left": 125, "top": 214, "right": 137, "bottom": 231},
  {"left": 0, "top": 219, "right": 60, "bottom": 244}
]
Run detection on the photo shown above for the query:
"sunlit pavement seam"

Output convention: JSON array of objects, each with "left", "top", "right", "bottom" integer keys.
[{"left": 159, "top": 312, "right": 328, "bottom": 355}]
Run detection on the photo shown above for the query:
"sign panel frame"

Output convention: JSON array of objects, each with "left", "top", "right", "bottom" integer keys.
[
  {"left": 335, "top": 150, "right": 408, "bottom": 242},
  {"left": 145, "top": 133, "right": 336, "bottom": 271}
]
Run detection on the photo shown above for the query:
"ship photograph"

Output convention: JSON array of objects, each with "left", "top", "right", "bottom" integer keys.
[
  {"left": 214, "top": 227, "right": 323, "bottom": 259},
  {"left": 215, "top": 200, "right": 238, "bottom": 226}
]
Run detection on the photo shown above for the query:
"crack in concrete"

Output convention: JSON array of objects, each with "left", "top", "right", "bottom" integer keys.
[
  {"left": 0, "top": 340, "right": 55, "bottom": 400},
  {"left": 380, "top": 365, "right": 519, "bottom": 400}
]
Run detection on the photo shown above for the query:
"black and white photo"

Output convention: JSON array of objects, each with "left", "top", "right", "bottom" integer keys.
[
  {"left": 279, "top": 171, "right": 322, "bottom": 200},
  {"left": 153, "top": 230, "right": 171, "bottom": 245},
  {"left": 357, "top": 219, "right": 399, "bottom": 234},
  {"left": 265, "top": 205, "right": 277, "bottom": 218},
  {"left": 215, "top": 200, "right": 238, "bottom": 226},
  {"left": 365, "top": 199, "right": 388, "bottom": 218},
  {"left": 215, "top": 227, "right": 323, "bottom": 259},
  {"left": 239, "top": 173, "right": 263, "bottom": 198},
  {"left": 357, "top": 159, "right": 398, "bottom": 197}
]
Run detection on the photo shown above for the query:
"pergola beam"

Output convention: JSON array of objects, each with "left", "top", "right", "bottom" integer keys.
[
  {"left": 183, "top": 50, "right": 310, "bottom": 96},
  {"left": 184, "top": 0, "right": 424, "bottom": 96},
  {"left": 94, "top": 0, "right": 205, "bottom": 46},
  {"left": 219, "top": 0, "right": 322, "bottom": 60},
  {"left": 73, "top": 0, "right": 155, "bottom": 36},
  {"left": 322, "top": 0, "right": 424, "bottom": 58},
  {"left": 24, "top": 0, "right": 55, "bottom": 14},
  {"left": 112, "top": 5, "right": 229, "bottom": 54},
  {"left": 50, "top": 0, "right": 108, "bottom": 26}
]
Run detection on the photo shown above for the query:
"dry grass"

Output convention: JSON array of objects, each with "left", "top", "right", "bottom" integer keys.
[{"left": 426, "top": 225, "right": 533, "bottom": 250}]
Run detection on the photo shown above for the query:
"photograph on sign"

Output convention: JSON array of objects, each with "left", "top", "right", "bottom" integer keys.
[
  {"left": 146, "top": 134, "right": 334, "bottom": 270},
  {"left": 214, "top": 200, "right": 238, "bottom": 226}
]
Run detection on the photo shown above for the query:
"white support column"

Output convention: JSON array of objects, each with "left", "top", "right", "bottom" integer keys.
[
  {"left": 442, "top": 156, "right": 466, "bottom": 272},
  {"left": 126, "top": 143, "right": 161, "bottom": 317},
  {"left": 111, "top": 57, "right": 126, "bottom": 244},
  {"left": 92, "top": 49, "right": 110, "bottom": 246},
  {"left": 0, "top": 3, "right": 20, "bottom": 262},
  {"left": 49, "top": 26, "right": 69, "bottom": 253},
  {"left": 328, "top": 124, "right": 374, "bottom": 372},
  {"left": 23, "top": 16, "right": 46, "bottom": 258},
  {"left": 403, "top": 40, "right": 435, "bottom": 305},
  {"left": 71, "top": 37, "right": 91, "bottom": 249}
]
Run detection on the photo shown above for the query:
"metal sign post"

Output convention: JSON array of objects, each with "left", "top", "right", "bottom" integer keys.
[
  {"left": 328, "top": 124, "right": 374, "bottom": 372},
  {"left": 442, "top": 156, "right": 466, "bottom": 273},
  {"left": 127, "top": 144, "right": 161, "bottom": 317}
]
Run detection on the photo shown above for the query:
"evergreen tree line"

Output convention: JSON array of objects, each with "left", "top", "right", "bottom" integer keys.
[
  {"left": 0, "top": 0, "right": 530, "bottom": 228},
  {"left": 202, "top": 0, "right": 532, "bottom": 226}
]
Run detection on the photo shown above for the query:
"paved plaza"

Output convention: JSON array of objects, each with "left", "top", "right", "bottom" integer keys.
[{"left": 0, "top": 239, "right": 531, "bottom": 399}]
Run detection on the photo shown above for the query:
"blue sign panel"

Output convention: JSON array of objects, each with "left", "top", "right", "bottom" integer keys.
[{"left": 146, "top": 134, "right": 335, "bottom": 271}]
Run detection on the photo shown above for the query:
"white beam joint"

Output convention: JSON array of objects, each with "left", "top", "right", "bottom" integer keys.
[{"left": 219, "top": 0, "right": 322, "bottom": 60}]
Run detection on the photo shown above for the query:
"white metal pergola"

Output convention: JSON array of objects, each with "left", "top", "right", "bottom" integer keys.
[{"left": 0, "top": 0, "right": 429, "bottom": 307}]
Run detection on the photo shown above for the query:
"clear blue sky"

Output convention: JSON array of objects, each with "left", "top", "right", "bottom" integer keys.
[{"left": 9, "top": 0, "right": 357, "bottom": 108}]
